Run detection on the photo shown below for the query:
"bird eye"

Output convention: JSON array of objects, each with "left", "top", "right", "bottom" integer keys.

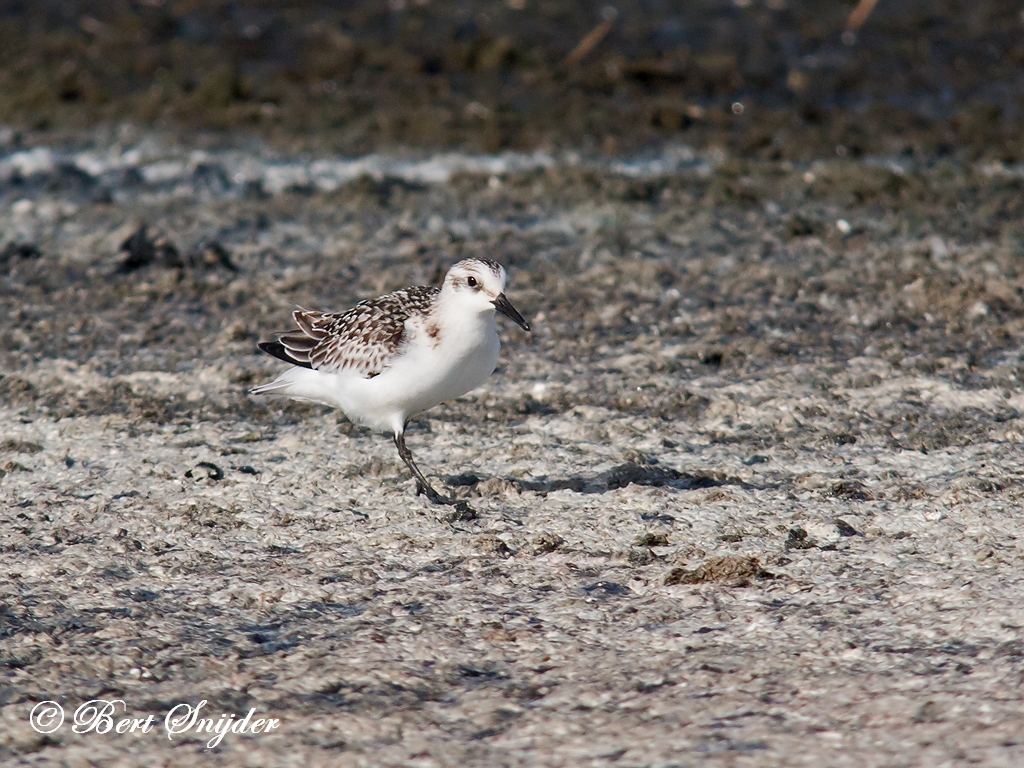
[{"left": 467, "top": 276, "right": 478, "bottom": 288}]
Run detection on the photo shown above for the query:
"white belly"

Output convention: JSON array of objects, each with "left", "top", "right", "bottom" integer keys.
[{"left": 332, "top": 320, "right": 500, "bottom": 433}]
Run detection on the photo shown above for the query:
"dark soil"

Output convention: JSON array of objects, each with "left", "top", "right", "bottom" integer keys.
[{"left": 1, "top": 0, "right": 1023, "bottom": 160}]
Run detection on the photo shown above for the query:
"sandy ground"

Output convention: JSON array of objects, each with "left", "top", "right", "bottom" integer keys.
[{"left": 2, "top": 140, "right": 1024, "bottom": 766}]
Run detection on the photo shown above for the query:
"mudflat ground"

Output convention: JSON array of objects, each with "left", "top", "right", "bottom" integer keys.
[
  {"left": 3, "top": 0, "right": 1024, "bottom": 161},
  {"left": 1, "top": 136, "right": 1024, "bottom": 766}
]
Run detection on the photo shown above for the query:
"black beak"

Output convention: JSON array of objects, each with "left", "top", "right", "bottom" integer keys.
[{"left": 492, "top": 293, "right": 530, "bottom": 332}]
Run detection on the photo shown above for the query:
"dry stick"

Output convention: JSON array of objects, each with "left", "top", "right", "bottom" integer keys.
[
  {"left": 846, "top": 0, "right": 880, "bottom": 30},
  {"left": 563, "top": 19, "right": 614, "bottom": 68}
]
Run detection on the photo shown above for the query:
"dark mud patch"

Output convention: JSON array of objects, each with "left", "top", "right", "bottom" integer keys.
[
  {"left": 3, "top": 2, "right": 1024, "bottom": 161},
  {"left": 883, "top": 408, "right": 1020, "bottom": 452},
  {"left": 516, "top": 461, "right": 727, "bottom": 495}
]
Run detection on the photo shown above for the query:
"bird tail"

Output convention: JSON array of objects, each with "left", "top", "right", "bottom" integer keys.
[
  {"left": 250, "top": 366, "right": 340, "bottom": 408},
  {"left": 251, "top": 366, "right": 311, "bottom": 397}
]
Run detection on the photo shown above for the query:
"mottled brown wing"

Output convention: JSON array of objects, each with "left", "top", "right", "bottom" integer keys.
[{"left": 259, "top": 286, "right": 438, "bottom": 378}]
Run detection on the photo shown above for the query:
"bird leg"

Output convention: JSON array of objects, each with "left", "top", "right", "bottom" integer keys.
[{"left": 393, "top": 432, "right": 455, "bottom": 506}]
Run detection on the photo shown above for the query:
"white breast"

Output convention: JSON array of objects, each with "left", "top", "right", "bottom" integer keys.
[{"left": 332, "top": 311, "right": 500, "bottom": 434}]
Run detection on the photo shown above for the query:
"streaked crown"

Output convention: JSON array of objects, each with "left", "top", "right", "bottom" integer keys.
[{"left": 443, "top": 257, "right": 507, "bottom": 298}]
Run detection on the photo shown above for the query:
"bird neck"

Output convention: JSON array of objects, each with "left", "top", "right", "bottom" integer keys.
[{"left": 431, "top": 293, "right": 496, "bottom": 340}]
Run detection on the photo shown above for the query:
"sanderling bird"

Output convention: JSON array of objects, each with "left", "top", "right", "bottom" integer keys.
[{"left": 252, "top": 257, "right": 529, "bottom": 506}]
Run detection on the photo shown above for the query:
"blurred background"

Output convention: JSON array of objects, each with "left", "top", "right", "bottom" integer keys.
[{"left": 1, "top": 0, "right": 1022, "bottom": 159}]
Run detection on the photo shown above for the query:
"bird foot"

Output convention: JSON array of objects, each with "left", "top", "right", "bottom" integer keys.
[
  {"left": 414, "top": 480, "right": 449, "bottom": 503},
  {"left": 415, "top": 481, "right": 477, "bottom": 520}
]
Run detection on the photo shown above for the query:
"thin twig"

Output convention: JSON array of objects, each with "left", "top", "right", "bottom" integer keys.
[
  {"left": 564, "top": 8, "right": 617, "bottom": 68},
  {"left": 846, "top": 0, "right": 880, "bottom": 30}
]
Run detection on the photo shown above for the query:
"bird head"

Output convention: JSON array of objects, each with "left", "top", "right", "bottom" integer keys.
[{"left": 443, "top": 258, "right": 529, "bottom": 331}]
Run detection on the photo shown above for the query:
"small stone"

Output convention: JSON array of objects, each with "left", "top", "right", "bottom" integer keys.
[
  {"left": 628, "top": 547, "right": 657, "bottom": 565},
  {"left": 664, "top": 555, "right": 769, "bottom": 587},
  {"left": 476, "top": 535, "right": 513, "bottom": 557},
  {"left": 185, "top": 461, "right": 224, "bottom": 481},
  {"left": 828, "top": 480, "right": 873, "bottom": 501},
  {"left": 912, "top": 700, "right": 945, "bottom": 723},
  {"left": 621, "top": 449, "right": 656, "bottom": 465},
  {"left": 532, "top": 533, "right": 564, "bottom": 555},
  {"left": 190, "top": 240, "right": 237, "bottom": 271},
  {"left": 834, "top": 518, "right": 861, "bottom": 537},
  {"left": 635, "top": 532, "right": 669, "bottom": 547},
  {"left": 474, "top": 476, "right": 520, "bottom": 497},
  {"left": 446, "top": 501, "right": 477, "bottom": 522},
  {"left": 118, "top": 224, "right": 182, "bottom": 272},
  {"left": 0, "top": 242, "right": 41, "bottom": 264},
  {"left": 785, "top": 527, "right": 815, "bottom": 550},
  {"left": 582, "top": 581, "right": 631, "bottom": 597}
]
